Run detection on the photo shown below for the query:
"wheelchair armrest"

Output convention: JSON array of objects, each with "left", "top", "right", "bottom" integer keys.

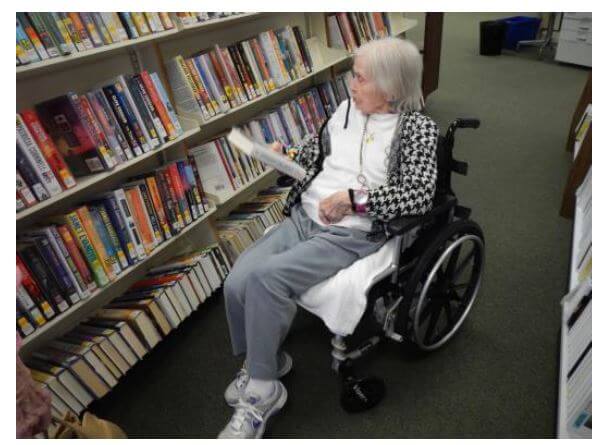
[
  {"left": 277, "top": 175, "right": 296, "bottom": 187},
  {"left": 386, "top": 195, "right": 457, "bottom": 236}
]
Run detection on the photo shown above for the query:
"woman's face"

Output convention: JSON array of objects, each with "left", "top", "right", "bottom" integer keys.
[{"left": 350, "top": 56, "right": 391, "bottom": 115}]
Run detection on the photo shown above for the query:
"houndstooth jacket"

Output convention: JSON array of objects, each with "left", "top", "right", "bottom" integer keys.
[{"left": 282, "top": 103, "right": 440, "bottom": 229}]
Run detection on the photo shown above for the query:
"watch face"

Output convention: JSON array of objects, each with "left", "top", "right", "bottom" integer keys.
[{"left": 354, "top": 190, "right": 369, "bottom": 205}]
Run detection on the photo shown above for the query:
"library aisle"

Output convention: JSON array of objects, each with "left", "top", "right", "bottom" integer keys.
[{"left": 86, "top": 13, "right": 589, "bottom": 438}]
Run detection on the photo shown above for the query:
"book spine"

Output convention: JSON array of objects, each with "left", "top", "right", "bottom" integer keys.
[
  {"left": 85, "top": 91, "right": 127, "bottom": 163},
  {"left": 68, "top": 13, "right": 94, "bottom": 49},
  {"left": 84, "top": 205, "right": 122, "bottom": 276},
  {"left": 238, "top": 42, "right": 265, "bottom": 97},
  {"left": 96, "top": 204, "right": 130, "bottom": 269},
  {"left": 124, "top": 187, "right": 156, "bottom": 254},
  {"left": 137, "top": 182, "right": 164, "bottom": 243},
  {"left": 20, "top": 110, "right": 76, "bottom": 189},
  {"left": 28, "top": 235, "right": 79, "bottom": 305},
  {"left": 220, "top": 46, "right": 247, "bottom": 103},
  {"left": 76, "top": 94, "right": 117, "bottom": 167},
  {"left": 150, "top": 73, "right": 183, "bottom": 135},
  {"left": 57, "top": 224, "right": 97, "bottom": 292},
  {"left": 178, "top": 56, "right": 210, "bottom": 119},
  {"left": 185, "top": 58, "right": 216, "bottom": 116},
  {"left": 16, "top": 115, "right": 63, "bottom": 196},
  {"left": 33, "top": 12, "right": 69, "bottom": 57},
  {"left": 107, "top": 82, "right": 149, "bottom": 153},
  {"left": 158, "top": 13, "right": 174, "bottom": 30},
  {"left": 293, "top": 26, "right": 313, "bottom": 73},
  {"left": 250, "top": 38, "right": 275, "bottom": 91},
  {"left": 117, "top": 13, "right": 139, "bottom": 39},
  {"left": 113, "top": 188, "right": 146, "bottom": 260},
  {"left": 18, "top": 244, "right": 69, "bottom": 313},
  {"left": 67, "top": 92, "right": 115, "bottom": 169},
  {"left": 126, "top": 75, "right": 163, "bottom": 145},
  {"left": 58, "top": 12, "right": 85, "bottom": 52},
  {"left": 101, "top": 196, "right": 138, "bottom": 265},
  {"left": 198, "top": 53, "right": 229, "bottom": 112},
  {"left": 17, "top": 299, "right": 38, "bottom": 335},
  {"left": 236, "top": 42, "right": 261, "bottom": 97},
  {"left": 145, "top": 176, "right": 172, "bottom": 240},
  {"left": 208, "top": 50, "right": 237, "bottom": 108},
  {"left": 39, "top": 12, "right": 71, "bottom": 55},
  {"left": 115, "top": 76, "right": 156, "bottom": 149},
  {"left": 93, "top": 89, "right": 133, "bottom": 159},
  {"left": 191, "top": 56, "right": 220, "bottom": 114},
  {"left": 16, "top": 147, "right": 49, "bottom": 202},
  {"left": 130, "top": 13, "right": 151, "bottom": 35},
  {"left": 155, "top": 169, "right": 183, "bottom": 234},
  {"left": 78, "top": 12, "right": 104, "bottom": 47},
  {"left": 99, "top": 12, "right": 122, "bottom": 43},
  {"left": 20, "top": 13, "right": 54, "bottom": 59},
  {"left": 16, "top": 285, "right": 47, "bottom": 327},
  {"left": 109, "top": 13, "right": 128, "bottom": 41},
  {"left": 213, "top": 140, "right": 237, "bottom": 190},
  {"left": 228, "top": 45, "right": 254, "bottom": 100},
  {"left": 140, "top": 71, "right": 177, "bottom": 139},
  {"left": 46, "top": 226, "right": 89, "bottom": 300},
  {"left": 16, "top": 254, "right": 56, "bottom": 320},
  {"left": 65, "top": 210, "right": 110, "bottom": 287},
  {"left": 101, "top": 85, "right": 142, "bottom": 156},
  {"left": 176, "top": 160, "right": 199, "bottom": 219},
  {"left": 187, "top": 155, "right": 210, "bottom": 211},
  {"left": 284, "top": 26, "right": 306, "bottom": 77},
  {"left": 257, "top": 33, "right": 282, "bottom": 87},
  {"left": 274, "top": 32, "right": 296, "bottom": 81},
  {"left": 167, "top": 163, "right": 193, "bottom": 224},
  {"left": 16, "top": 18, "right": 40, "bottom": 62},
  {"left": 180, "top": 161, "right": 205, "bottom": 216},
  {"left": 161, "top": 166, "right": 187, "bottom": 227},
  {"left": 16, "top": 170, "right": 37, "bottom": 207},
  {"left": 91, "top": 12, "right": 113, "bottom": 45}
]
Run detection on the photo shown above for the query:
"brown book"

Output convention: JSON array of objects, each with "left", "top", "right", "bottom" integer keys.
[
  {"left": 94, "top": 308, "right": 161, "bottom": 350},
  {"left": 108, "top": 298, "right": 172, "bottom": 336}
]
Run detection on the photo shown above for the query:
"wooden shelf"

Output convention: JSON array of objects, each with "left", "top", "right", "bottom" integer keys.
[{"left": 16, "top": 125, "right": 200, "bottom": 231}]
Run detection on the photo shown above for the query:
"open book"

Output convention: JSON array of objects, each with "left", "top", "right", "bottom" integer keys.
[{"left": 227, "top": 128, "right": 307, "bottom": 181}]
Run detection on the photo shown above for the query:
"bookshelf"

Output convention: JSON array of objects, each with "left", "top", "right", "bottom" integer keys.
[
  {"left": 16, "top": 11, "right": 417, "bottom": 363},
  {"left": 15, "top": 14, "right": 269, "bottom": 81},
  {"left": 556, "top": 74, "right": 592, "bottom": 438}
]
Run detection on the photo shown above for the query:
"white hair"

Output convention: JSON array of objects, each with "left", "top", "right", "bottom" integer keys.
[{"left": 354, "top": 37, "right": 424, "bottom": 113}]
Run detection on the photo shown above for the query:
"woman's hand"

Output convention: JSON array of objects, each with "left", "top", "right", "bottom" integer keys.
[
  {"left": 319, "top": 191, "right": 353, "bottom": 225},
  {"left": 270, "top": 141, "right": 283, "bottom": 154}
]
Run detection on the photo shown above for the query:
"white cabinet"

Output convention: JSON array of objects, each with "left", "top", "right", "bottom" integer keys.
[{"left": 555, "top": 13, "right": 592, "bottom": 67}]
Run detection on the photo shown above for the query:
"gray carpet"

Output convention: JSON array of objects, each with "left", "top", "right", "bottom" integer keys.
[{"left": 90, "top": 13, "right": 589, "bottom": 438}]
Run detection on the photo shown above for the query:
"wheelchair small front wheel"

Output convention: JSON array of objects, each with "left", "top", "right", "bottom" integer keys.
[{"left": 399, "top": 219, "right": 485, "bottom": 352}]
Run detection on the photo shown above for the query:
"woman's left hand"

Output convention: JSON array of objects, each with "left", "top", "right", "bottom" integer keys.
[{"left": 319, "top": 191, "right": 353, "bottom": 225}]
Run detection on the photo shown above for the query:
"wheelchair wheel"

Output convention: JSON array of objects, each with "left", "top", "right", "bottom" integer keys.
[{"left": 399, "top": 219, "right": 484, "bottom": 351}]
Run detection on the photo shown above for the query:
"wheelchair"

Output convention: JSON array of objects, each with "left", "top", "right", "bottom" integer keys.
[{"left": 277, "top": 117, "right": 484, "bottom": 412}]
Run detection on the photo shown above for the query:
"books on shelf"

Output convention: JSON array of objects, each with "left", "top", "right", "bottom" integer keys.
[
  {"left": 326, "top": 12, "right": 391, "bottom": 52},
  {"left": 175, "top": 12, "right": 244, "bottom": 27},
  {"left": 16, "top": 70, "right": 184, "bottom": 214},
  {"left": 166, "top": 25, "right": 314, "bottom": 123},
  {"left": 573, "top": 104, "right": 591, "bottom": 160},
  {"left": 22, "top": 243, "right": 230, "bottom": 416},
  {"left": 16, "top": 162, "right": 212, "bottom": 338},
  {"left": 16, "top": 12, "right": 176, "bottom": 67},
  {"left": 559, "top": 277, "right": 592, "bottom": 439},
  {"left": 215, "top": 185, "right": 290, "bottom": 264}
]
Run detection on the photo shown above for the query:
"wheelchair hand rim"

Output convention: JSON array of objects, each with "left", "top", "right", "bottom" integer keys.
[{"left": 413, "top": 233, "right": 484, "bottom": 351}]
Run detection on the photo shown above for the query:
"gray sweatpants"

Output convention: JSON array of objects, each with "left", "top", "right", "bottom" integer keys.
[{"left": 223, "top": 203, "right": 385, "bottom": 379}]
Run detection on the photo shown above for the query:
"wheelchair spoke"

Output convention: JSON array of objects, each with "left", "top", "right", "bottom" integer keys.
[
  {"left": 424, "top": 305, "right": 442, "bottom": 344},
  {"left": 453, "top": 249, "right": 475, "bottom": 282},
  {"left": 444, "top": 300, "right": 454, "bottom": 325},
  {"left": 445, "top": 244, "right": 462, "bottom": 281}
]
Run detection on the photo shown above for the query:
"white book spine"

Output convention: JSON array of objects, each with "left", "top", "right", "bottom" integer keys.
[
  {"left": 112, "top": 189, "right": 146, "bottom": 260},
  {"left": 199, "top": 53, "right": 230, "bottom": 112},
  {"left": 258, "top": 32, "right": 285, "bottom": 87},
  {"left": 242, "top": 40, "right": 267, "bottom": 96},
  {"left": 150, "top": 72, "right": 184, "bottom": 135},
  {"left": 16, "top": 114, "right": 63, "bottom": 196},
  {"left": 165, "top": 57, "right": 205, "bottom": 123}
]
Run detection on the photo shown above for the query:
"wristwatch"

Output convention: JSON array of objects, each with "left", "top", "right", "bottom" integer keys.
[{"left": 348, "top": 188, "right": 369, "bottom": 214}]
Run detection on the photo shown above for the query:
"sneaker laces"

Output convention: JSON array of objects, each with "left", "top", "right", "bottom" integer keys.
[
  {"left": 235, "top": 367, "right": 249, "bottom": 390},
  {"left": 228, "top": 398, "right": 264, "bottom": 432}
]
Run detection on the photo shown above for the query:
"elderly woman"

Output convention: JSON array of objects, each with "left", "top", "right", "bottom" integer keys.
[{"left": 219, "top": 37, "right": 439, "bottom": 438}]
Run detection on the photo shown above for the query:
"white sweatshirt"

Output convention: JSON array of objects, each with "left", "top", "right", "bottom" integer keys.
[{"left": 300, "top": 100, "right": 399, "bottom": 231}]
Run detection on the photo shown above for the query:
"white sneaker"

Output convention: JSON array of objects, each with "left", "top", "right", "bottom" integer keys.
[
  {"left": 224, "top": 351, "right": 293, "bottom": 406},
  {"left": 217, "top": 381, "right": 288, "bottom": 439}
]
